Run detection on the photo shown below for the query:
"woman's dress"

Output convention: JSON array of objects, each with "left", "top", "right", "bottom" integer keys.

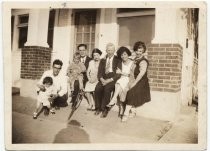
[
  {"left": 84, "top": 60, "right": 100, "bottom": 92},
  {"left": 126, "top": 57, "right": 151, "bottom": 107}
]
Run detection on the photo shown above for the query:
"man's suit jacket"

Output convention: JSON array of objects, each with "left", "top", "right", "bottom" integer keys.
[
  {"left": 97, "top": 55, "right": 122, "bottom": 82},
  {"left": 83, "top": 56, "right": 92, "bottom": 85},
  {"left": 84, "top": 56, "right": 92, "bottom": 70}
]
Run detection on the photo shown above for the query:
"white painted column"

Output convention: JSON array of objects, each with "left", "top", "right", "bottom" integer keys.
[
  {"left": 25, "top": 9, "right": 50, "bottom": 47},
  {"left": 97, "top": 8, "right": 119, "bottom": 57},
  {"left": 52, "top": 9, "right": 72, "bottom": 76},
  {"left": 152, "top": 8, "right": 178, "bottom": 44}
]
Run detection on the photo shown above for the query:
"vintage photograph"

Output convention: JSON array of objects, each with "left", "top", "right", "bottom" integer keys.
[{"left": 3, "top": 1, "right": 207, "bottom": 150}]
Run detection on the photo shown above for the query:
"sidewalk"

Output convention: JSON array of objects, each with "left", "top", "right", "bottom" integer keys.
[{"left": 12, "top": 95, "right": 198, "bottom": 143}]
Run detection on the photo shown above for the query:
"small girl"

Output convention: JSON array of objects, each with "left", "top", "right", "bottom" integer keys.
[
  {"left": 66, "top": 52, "right": 86, "bottom": 105},
  {"left": 33, "top": 76, "right": 57, "bottom": 119}
]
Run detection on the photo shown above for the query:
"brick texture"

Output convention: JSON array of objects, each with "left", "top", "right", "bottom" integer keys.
[
  {"left": 21, "top": 46, "right": 52, "bottom": 80},
  {"left": 147, "top": 43, "right": 183, "bottom": 93}
]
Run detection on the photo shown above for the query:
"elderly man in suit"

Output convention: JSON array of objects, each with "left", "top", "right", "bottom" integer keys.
[{"left": 94, "top": 43, "right": 121, "bottom": 118}]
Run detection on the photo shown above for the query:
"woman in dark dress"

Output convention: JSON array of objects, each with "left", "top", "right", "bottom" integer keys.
[{"left": 122, "top": 41, "right": 151, "bottom": 122}]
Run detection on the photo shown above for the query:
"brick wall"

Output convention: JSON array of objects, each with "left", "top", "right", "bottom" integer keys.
[
  {"left": 147, "top": 44, "right": 183, "bottom": 92},
  {"left": 21, "top": 46, "right": 52, "bottom": 79}
]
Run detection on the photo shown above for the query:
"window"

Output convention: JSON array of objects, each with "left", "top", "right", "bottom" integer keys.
[
  {"left": 47, "top": 9, "right": 56, "bottom": 48},
  {"left": 17, "top": 14, "right": 29, "bottom": 48},
  {"left": 74, "top": 10, "right": 96, "bottom": 56},
  {"left": 117, "top": 9, "right": 155, "bottom": 49}
]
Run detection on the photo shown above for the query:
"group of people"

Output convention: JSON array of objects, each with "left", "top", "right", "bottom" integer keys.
[{"left": 33, "top": 41, "right": 151, "bottom": 122}]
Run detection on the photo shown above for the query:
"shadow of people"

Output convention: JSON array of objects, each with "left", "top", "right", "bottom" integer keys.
[{"left": 53, "top": 120, "right": 90, "bottom": 143}]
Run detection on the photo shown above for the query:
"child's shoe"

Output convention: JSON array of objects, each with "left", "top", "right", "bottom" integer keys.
[
  {"left": 33, "top": 112, "right": 38, "bottom": 119},
  {"left": 50, "top": 108, "right": 56, "bottom": 114}
]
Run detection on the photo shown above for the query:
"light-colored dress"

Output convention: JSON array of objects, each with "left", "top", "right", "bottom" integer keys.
[
  {"left": 85, "top": 60, "right": 100, "bottom": 92},
  {"left": 116, "top": 60, "right": 133, "bottom": 90}
]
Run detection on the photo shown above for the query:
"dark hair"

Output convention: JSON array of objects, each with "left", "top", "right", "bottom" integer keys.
[
  {"left": 91, "top": 48, "right": 102, "bottom": 58},
  {"left": 53, "top": 59, "right": 63, "bottom": 66},
  {"left": 43, "top": 76, "right": 53, "bottom": 85},
  {"left": 73, "top": 52, "right": 81, "bottom": 59},
  {"left": 77, "top": 44, "right": 87, "bottom": 50},
  {"left": 133, "top": 41, "right": 146, "bottom": 53},
  {"left": 117, "top": 46, "right": 131, "bottom": 59}
]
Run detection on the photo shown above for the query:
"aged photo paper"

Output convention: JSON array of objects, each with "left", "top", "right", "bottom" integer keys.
[{"left": 3, "top": 1, "right": 207, "bottom": 150}]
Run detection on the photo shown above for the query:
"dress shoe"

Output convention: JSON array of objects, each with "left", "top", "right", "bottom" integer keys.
[
  {"left": 100, "top": 110, "right": 108, "bottom": 118},
  {"left": 106, "top": 103, "right": 115, "bottom": 108},
  {"left": 94, "top": 110, "right": 101, "bottom": 115}
]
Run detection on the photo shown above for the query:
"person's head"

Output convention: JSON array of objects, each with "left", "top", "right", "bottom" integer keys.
[
  {"left": 42, "top": 76, "right": 53, "bottom": 88},
  {"left": 117, "top": 46, "right": 131, "bottom": 62},
  {"left": 133, "top": 41, "right": 146, "bottom": 57},
  {"left": 77, "top": 44, "right": 87, "bottom": 58},
  {"left": 73, "top": 52, "right": 81, "bottom": 64},
  {"left": 92, "top": 48, "right": 102, "bottom": 61},
  {"left": 52, "top": 59, "right": 63, "bottom": 76},
  {"left": 106, "top": 43, "right": 115, "bottom": 58}
]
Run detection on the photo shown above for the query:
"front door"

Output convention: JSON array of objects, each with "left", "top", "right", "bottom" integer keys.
[{"left": 74, "top": 10, "right": 97, "bottom": 57}]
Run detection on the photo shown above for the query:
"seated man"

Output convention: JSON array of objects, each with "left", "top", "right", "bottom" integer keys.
[
  {"left": 94, "top": 43, "right": 121, "bottom": 118},
  {"left": 37, "top": 59, "right": 68, "bottom": 112}
]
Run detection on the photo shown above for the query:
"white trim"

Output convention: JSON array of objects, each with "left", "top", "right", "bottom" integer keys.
[{"left": 116, "top": 10, "right": 155, "bottom": 18}]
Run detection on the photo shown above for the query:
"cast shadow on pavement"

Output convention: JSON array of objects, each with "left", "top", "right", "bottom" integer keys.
[{"left": 53, "top": 120, "right": 90, "bottom": 143}]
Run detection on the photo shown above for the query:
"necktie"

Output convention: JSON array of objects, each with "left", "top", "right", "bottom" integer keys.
[
  {"left": 105, "top": 58, "right": 110, "bottom": 74},
  {"left": 82, "top": 58, "right": 85, "bottom": 64}
]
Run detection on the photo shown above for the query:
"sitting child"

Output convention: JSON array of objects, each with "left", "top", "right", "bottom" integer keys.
[
  {"left": 33, "top": 76, "right": 57, "bottom": 119},
  {"left": 66, "top": 52, "right": 86, "bottom": 106}
]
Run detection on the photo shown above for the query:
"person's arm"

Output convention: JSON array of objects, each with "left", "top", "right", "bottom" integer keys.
[
  {"left": 98, "top": 59, "right": 105, "bottom": 82},
  {"left": 37, "top": 72, "right": 46, "bottom": 91},
  {"left": 130, "top": 60, "right": 148, "bottom": 88},
  {"left": 111, "top": 59, "right": 121, "bottom": 82},
  {"left": 86, "top": 61, "right": 92, "bottom": 81}
]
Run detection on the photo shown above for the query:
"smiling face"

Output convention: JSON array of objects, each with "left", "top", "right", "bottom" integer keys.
[
  {"left": 121, "top": 51, "right": 129, "bottom": 62},
  {"left": 135, "top": 46, "right": 144, "bottom": 58},
  {"left": 52, "top": 64, "right": 62, "bottom": 76}
]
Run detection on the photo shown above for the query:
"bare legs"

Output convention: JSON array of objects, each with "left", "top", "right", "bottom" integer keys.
[
  {"left": 107, "top": 83, "right": 122, "bottom": 106},
  {"left": 86, "top": 92, "right": 95, "bottom": 110},
  {"left": 122, "top": 105, "right": 136, "bottom": 122}
]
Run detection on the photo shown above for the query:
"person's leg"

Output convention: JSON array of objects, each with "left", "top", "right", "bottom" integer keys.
[
  {"left": 119, "top": 102, "right": 124, "bottom": 118},
  {"left": 107, "top": 83, "right": 122, "bottom": 106},
  {"left": 122, "top": 104, "right": 132, "bottom": 122},
  {"left": 101, "top": 81, "right": 115, "bottom": 111},
  {"left": 129, "top": 106, "right": 136, "bottom": 118},
  {"left": 86, "top": 92, "right": 92, "bottom": 109},
  {"left": 94, "top": 82, "right": 104, "bottom": 114},
  {"left": 33, "top": 101, "right": 43, "bottom": 119},
  {"left": 90, "top": 92, "right": 95, "bottom": 110},
  {"left": 100, "top": 81, "right": 115, "bottom": 118},
  {"left": 71, "top": 80, "right": 80, "bottom": 107},
  {"left": 78, "top": 76, "right": 84, "bottom": 90}
]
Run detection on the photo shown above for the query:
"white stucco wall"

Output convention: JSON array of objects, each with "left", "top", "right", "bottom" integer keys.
[
  {"left": 51, "top": 9, "right": 73, "bottom": 76},
  {"left": 97, "top": 8, "right": 119, "bottom": 57}
]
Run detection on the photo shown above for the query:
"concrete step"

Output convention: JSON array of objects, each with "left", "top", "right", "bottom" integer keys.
[{"left": 12, "top": 87, "right": 20, "bottom": 96}]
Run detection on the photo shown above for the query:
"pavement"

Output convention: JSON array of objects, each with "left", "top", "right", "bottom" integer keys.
[{"left": 12, "top": 94, "right": 198, "bottom": 144}]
